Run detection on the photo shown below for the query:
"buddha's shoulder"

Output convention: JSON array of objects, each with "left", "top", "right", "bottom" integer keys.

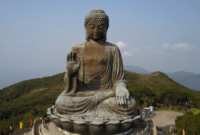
[
  {"left": 106, "top": 42, "right": 116, "bottom": 46},
  {"left": 72, "top": 42, "right": 85, "bottom": 48},
  {"left": 106, "top": 42, "right": 120, "bottom": 50}
]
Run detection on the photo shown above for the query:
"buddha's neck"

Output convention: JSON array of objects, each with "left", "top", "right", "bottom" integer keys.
[{"left": 88, "top": 39, "right": 105, "bottom": 46}]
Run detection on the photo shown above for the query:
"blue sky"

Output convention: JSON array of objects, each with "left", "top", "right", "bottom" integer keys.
[{"left": 0, "top": 0, "right": 200, "bottom": 89}]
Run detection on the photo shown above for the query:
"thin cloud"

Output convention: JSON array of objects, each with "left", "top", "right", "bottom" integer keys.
[
  {"left": 131, "top": 48, "right": 138, "bottom": 52},
  {"left": 162, "top": 43, "right": 170, "bottom": 49},
  {"left": 121, "top": 48, "right": 138, "bottom": 57},
  {"left": 162, "top": 43, "right": 193, "bottom": 52},
  {"left": 173, "top": 43, "right": 193, "bottom": 51},
  {"left": 122, "top": 52, "right": 132, "bottom": 56},
  {"left": 116, "top": 41, "right": 126, "bottom": 49}
]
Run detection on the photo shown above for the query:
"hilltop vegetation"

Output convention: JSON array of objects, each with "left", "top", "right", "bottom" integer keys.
[
  {"left": 0, "top": 73, "right": 65, "bottom": 104},
  {"left": 0, "top": 71, "right": 200, "bottom": 134},
  {"left": 124, "top": 65, "right": 200, "bottom": 91},
  {"left": 125, "top": 71, "right": 200, "bottom": 106},
  {"left": 0, "top": 73, "right": 65, "bottom": 134},
  {"left": 125, "top": 70, "right": 193, "bottom": 93}
]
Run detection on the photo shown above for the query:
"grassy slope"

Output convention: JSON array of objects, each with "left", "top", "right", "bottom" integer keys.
[
  {"left": 0, "top": 84, "right": 64, "bottom": 131},
  {"left": 0, "top": 73, "right": 65, "bottom": 132},
  {"left": 125, "top": 70, "right": 193, "bottom": 94},
  {"left": 0, "top": 72, "right": 65, "bottom": 104},
  {"left": 0, "top": 70, "right": 198, "bottom": 132}
]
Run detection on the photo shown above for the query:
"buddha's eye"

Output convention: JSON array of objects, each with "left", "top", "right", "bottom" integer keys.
[
  {"left": 99, "top": 25, "right": 105, "bottom": 29},
  {"left": 89, "top": 25, "right": 95, "bottom": 29}
]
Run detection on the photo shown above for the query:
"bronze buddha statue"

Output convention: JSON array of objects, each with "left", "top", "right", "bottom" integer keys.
[{"left": 48, "top": 9, "right": 139, "bottom": 135}]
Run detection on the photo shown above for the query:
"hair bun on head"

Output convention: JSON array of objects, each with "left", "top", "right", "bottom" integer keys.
[{"left": 84, "top": 9, "right": 109, "bottom": 28}]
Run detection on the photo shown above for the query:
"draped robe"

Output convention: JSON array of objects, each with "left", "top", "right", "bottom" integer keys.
[{"left": 55, "top": 42, "right": 136, "bottom": 119}]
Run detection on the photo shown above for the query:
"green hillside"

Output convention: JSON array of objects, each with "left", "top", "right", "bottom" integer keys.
[
  {"left": 0, "top": 71, "right": 200, "bottom": 134},
  {"left": 0, "top": 73, "right": 65, "bottom": 104},
  {"left": 125, "top": 70, "right": 194, "bottom": 93}
]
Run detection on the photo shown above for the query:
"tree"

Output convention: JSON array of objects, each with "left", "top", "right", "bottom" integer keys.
[
  {"left": 148, "top": 98, "right": 155, "bottom": 106},
  {"left": 158, "top": 88, "right": 190, "bottom": 108},
  {"left": 131, "top": 87, "right": 156, "bottom": 107}
]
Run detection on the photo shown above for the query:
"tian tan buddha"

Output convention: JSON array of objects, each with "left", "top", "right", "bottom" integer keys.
[{"left": 47, "top": 9, "right": 140, "bottom": 135}]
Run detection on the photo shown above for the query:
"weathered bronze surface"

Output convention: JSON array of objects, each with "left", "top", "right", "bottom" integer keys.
[{"left": 48, "top": 9, "right": 138, "bottom": 134}]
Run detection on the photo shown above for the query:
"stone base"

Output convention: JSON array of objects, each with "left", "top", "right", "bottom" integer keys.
[
  {"left": 32, "top": 117, "right": 153, "bottom": 135},
  {"left": 47, "top": 106, "right": 142, "bottom": 135}
]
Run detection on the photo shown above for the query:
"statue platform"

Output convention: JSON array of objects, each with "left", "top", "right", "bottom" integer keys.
[{"left": 30, "top": 117, "right": 154, "bottom": 135}]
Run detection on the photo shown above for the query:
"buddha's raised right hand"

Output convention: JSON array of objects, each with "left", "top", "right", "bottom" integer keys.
[{"left": 67, "top": 51, "right": 80, "bottom": 75}]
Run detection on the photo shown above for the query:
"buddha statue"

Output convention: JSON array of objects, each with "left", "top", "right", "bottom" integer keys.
[{"left": 48, "top": 9, "right": 139, "bottom": 135}]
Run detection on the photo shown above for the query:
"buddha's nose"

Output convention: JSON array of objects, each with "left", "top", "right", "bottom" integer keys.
[{"left": 94, "top": 27, "right": 99, "bottom": 33}]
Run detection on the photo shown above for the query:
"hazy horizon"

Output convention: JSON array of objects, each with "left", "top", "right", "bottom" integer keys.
[
  {"left": 1, "top": 0, "right": 200, "bottom": 89},
  {"left": 1, "top": 64, "right": 200, "bottom": 90}
]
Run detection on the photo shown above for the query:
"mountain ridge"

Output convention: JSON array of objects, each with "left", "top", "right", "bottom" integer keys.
[{"left": 124, "top": 65, "right": 200, "bottom": 91}]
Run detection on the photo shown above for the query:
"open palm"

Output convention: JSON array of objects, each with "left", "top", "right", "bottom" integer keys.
[
  {"left": 67, "top": 51, "right": 80, "bottom": 75},
  {"left": 116, "top": 86, "right": 130, "bottom": 105}
]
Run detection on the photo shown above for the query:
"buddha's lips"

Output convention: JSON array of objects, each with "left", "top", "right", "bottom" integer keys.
[{"left": 94, "top": 33, "right": 99, "bottom": 36}]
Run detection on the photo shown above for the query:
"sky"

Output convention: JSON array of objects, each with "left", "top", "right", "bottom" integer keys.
[{"left": 0, "top": 0, "right": 200, "bottom": 89}]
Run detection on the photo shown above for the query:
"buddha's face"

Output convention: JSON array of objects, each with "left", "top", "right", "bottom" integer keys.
[{"left": 86, "top": 20, "right": 107, "bottom": 41}]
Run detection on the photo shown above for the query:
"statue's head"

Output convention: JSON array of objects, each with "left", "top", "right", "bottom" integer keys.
[{"left": 84, "top": 9, "right": 109, "bottom": 42}]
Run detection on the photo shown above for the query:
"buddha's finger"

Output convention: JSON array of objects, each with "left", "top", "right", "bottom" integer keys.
[
  {"left": 127, "top": 92, "right": 130, "bottom": 99},
  {"left": 73, "top": 51, "right": 76, "bottom": 62},
  {"left": 121, "top": 96, "right": 124, "bottom": 105},
  {"left": 122, "top": 96, "right": 125, "bottom": 105},
  {"left": 69, "top": 52, "right": 73, "bottom": 61},
  {"left": 72, "top": 51, "right": 75, "bottom": 61},
  {"left": 117, "top": 96, "right": 120, "bottom": 105},
  {"left": 124, "top": 96, "right": 127, "bottom": 105},
  {"left": 116, "top": 96, "right": 119, "bottom": 105},
  {"left": 67, "top": 53, "right": 70, "bottom": 62},
  {"left": 119, "top": 96, "right": 123, "bottom": 105},
  {"left": 117, "top": 96, "right": 121, "bottom": 105}
]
